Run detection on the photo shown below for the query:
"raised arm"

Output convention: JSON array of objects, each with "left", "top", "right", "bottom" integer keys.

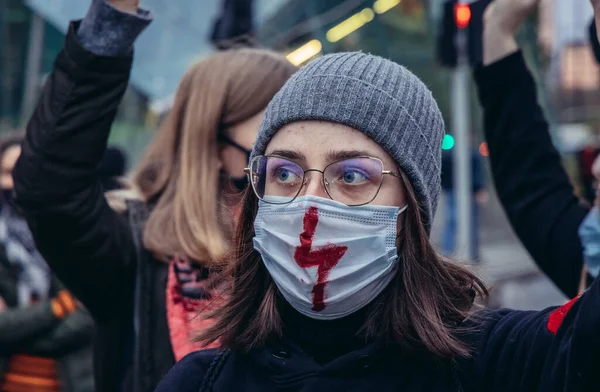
[
  {"left": 474, "top": 0, "right": 588, "bottom": 297},
  {"left": 13, "top": 0, "right": 151, "bottom": 322}
]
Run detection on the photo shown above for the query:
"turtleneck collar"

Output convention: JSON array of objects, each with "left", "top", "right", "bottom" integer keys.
[
  {"left": 277, "top": 297, "right": 374, "bottom": 365},
  {"left": 248, "top": 298, "right": 400, "bottom": 384}
]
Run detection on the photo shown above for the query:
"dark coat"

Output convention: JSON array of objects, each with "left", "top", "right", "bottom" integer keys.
[
  {"left": 155, "top": 284, "right": 600, "bottom": 392},
  {"left": 13, "top": 22, "right": 175, "bottom": 392}
]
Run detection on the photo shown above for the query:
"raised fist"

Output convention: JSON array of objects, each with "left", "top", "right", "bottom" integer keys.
[{"left": 108, "top": 0, "right": 140, "bottom": 15}]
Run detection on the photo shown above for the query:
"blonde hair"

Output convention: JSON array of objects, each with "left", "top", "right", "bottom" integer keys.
[{"left": 133, "top": 49, "right": 297, "bottom": 264}]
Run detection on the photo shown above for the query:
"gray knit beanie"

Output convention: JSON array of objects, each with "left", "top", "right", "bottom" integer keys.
[{"left": 250, "top": 52, "right": 445, "bottom": 231}]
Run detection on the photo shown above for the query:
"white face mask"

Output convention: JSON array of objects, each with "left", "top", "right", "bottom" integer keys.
[{"left": 253, "top": 195, "right": 407, "bottom": 320}]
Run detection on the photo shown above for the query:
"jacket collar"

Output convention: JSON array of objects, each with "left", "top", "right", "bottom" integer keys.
[{"left": 249, "top": 338, "right": 392, "bottom": 384}]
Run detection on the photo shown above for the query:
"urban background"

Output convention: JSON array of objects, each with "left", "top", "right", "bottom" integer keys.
[{"left": 0, "top": 0, "right": 598, "bottom": 309}]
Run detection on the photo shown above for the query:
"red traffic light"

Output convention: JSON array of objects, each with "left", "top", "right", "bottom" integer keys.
[{"left": 454, "top": 3, "right": 471, "bottom": 29}]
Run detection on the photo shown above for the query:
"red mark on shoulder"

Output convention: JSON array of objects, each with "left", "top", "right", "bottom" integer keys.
[
  {"left": 547, "top": 294, "right": 582, "bottom": 334},
  {"left": 293, "top": 206, "right": 348, "bottom": 311}
]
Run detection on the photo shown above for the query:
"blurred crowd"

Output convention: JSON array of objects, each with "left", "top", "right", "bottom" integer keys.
[{"left": 1, "top": 0, "right": 600, "bottom": 391}]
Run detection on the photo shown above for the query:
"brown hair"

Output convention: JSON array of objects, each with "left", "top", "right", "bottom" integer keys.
[
  {"left": 200, "top": 171, "right": 488, "bottom": 358},
  {"left": 133, "top": 49, "right": 297, "bottom": 264}
]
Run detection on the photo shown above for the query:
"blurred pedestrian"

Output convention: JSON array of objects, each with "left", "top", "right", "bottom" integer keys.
[
  {"left": 11, "top": 1, "right": 297, "bottom": 391},
  {"left": 0, "top": 134, "right": 95, "bottom": 392},
  {"left": 473, "top": 0, "right": 600, "bottom": 298},
  {"left": 440, "top": 147, "right": 487, "bottom": 260},
  {"left": 155, "top": 51, "right": 600, "bottom": 392}
]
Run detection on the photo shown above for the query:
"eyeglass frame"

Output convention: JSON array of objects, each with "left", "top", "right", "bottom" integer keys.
[{"left": 243, "top": 155, "right": 402, "bottom": 206}]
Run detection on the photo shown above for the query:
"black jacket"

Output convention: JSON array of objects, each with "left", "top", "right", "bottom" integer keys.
[
  {"left": 474, "top": 52, "right": 590, "bottom": 298},
  {"left": 0, "top": 252, "right": 95, "bottom": 392},
  {"left": 155, "top": 277, "right": 600, "bottom": 392},
  {"left": 13, "top": 23, "right": 174, "bottom": 392}
]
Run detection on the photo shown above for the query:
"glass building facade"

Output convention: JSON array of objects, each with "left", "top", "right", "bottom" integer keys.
[
  {"left": 0, "top": 0, "right": 63, "bottom": 127},
  {"left": 256, "top": 0, "right": 548, "bottom": 138},
  {"left": 1, "top": 0, "right": 553, "bottom": 162}
]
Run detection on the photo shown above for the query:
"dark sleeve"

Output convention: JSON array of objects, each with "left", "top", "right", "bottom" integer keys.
[
  {"left": 77, "top": 0, "right": 151, "bottom": 56},
  {"left": 13, "top": 24, "right": 137, "bottom": 322},
  {"left": 474, "top": 52, "right": 588, "bottom": 298},
  {"left": 473, "top": 273, "right": 600, "bottom": 391},
  {"left": 154, "top": 350, "right": 217, "bottom": 392},
  {"left": 22, "top": 307, "right": 95, "bottom": 356},
  {"left": 0, "top": 302, "right": 59, "bottom": 351}
]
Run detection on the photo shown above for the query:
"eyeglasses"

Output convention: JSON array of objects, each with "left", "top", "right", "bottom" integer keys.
[
  {"left": 243, "top": 155, "right": 401, "bottom": 206},
  {"left": 218, "top": 135, "right": 252, "bottom": 160}
]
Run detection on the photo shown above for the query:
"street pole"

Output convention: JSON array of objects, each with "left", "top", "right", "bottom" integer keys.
[{"left": 451, "top": 1, "right": 473, "bottom": 261}]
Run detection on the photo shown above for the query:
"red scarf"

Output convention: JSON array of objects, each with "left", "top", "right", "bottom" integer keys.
[{"left": 165, "top": 255, "right": 224, "bottom": 361}]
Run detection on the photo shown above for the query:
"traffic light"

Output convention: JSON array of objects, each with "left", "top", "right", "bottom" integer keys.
[
  {"left": 442, "top": 134, "right": 455, "bottom": 150},
  {"left": 436, "top": 0, "right": 491, "bottom": 68},
  {"left": 454, "top": 3, "right": 471, "bottom": 29}
]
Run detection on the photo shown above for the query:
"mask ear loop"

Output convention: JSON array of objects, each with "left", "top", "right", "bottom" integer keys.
[{"left": 394, "top": 205, "right": 409, "bottom": 251}]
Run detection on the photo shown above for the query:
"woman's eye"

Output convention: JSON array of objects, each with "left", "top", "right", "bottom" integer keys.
[
  {"left": 274, "top": 167, "right": 300, "bottom": 183},
  {"left": 341, "top": 170, "right": 368, "bottom": 184}
]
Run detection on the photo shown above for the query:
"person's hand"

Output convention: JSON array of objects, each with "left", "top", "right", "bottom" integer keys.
[
  {"left": 482, "top": 0, "right": 539, "bottom": 65},
  {"left": 108, "top": 0, "right": 140, "bottom": 15}
]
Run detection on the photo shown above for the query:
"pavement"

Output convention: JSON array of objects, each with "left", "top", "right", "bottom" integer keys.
[{"left": 431, "top": 190, "right": 568, "bottom": 310}]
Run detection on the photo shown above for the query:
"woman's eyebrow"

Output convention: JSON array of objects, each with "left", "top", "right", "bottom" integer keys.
[
  {"left": 325, "top": 149, "right": 378, "bottom": 163},
  {"left": 266, "top": 149, "right": 306, "bottom": 161}
]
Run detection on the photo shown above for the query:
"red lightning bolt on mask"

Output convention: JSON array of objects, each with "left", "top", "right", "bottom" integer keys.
[{"left": 293, "top": 206, "right": 348, "bottom": 311}]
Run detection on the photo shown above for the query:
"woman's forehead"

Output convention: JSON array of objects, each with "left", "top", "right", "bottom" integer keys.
[
  {"left": 266, "top": 121, "right": 375, "bottom": 151},
  {"left": 265, "top": 121, "right": 397, "bottom": 168}
]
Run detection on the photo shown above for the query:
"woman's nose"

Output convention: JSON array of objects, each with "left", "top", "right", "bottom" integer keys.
[{"left": 299, "top": 171, "right": 330, "bottom": 199}]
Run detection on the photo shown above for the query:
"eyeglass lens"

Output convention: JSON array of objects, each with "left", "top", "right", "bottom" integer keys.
[{"left": 249, "top": 156, "right": 384, "bottom": 205}]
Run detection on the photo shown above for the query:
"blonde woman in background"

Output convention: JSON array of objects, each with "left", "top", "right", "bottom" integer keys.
[{"left": 12, "top": 1, "right": 297, "bottom": 391}]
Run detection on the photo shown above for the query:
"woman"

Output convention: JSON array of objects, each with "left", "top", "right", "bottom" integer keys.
[
  {"left": 0, "top": 135, "right": 95, "bottom": 392},
  {"left": 12, "top": 1, "right": 297, "bottom": 391},
  {"left": 155, "top": 51, "right": 600, "bottom": 392}
]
